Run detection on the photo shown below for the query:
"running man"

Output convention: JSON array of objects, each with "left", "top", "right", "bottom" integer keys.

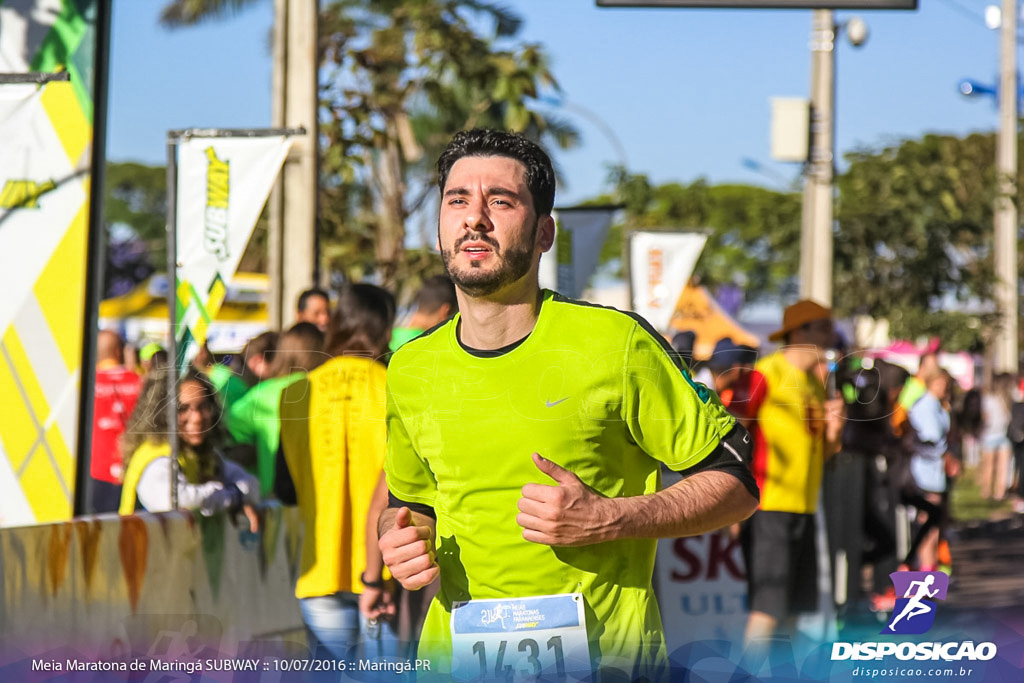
[
  {"left": 887, "top": 574, "right": 939, "bottom": 631},
  {"left": 378, "top": 129, "right": 759, "bottom": 680}
]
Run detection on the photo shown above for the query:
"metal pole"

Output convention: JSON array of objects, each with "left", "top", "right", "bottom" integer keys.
[
  {"left": 165, "top": 137, "right": 180, "bottom": 510},
  {"left": 800, "top": 9, "right": 835, "bottom": 306},
  {"left": 267, "top": 0, "right": 288, "bottom": 331},
  {"left": 0, "top": 72, "right": 70, "bottom": 83},
  {"left": 281, "top": 0, "right": 319, "bottom": 317},
  {"left": 73, "top": 0, "right": 113, "bottom": 517},
  {"left": 995, "top": 0, "right": 1019, "bottom": 373}
]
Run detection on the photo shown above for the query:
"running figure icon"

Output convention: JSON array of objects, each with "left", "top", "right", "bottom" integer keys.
[{"left": 887, "top": 574, "right": 939, "bottom": 631}]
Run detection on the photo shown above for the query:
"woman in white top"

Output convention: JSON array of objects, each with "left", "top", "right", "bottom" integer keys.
[
  {"left": 118, "top": 368, "right": 259, "bottom": 526},
  {"left": 978, "top": 373, "right": 1015, "bottom": 501}
]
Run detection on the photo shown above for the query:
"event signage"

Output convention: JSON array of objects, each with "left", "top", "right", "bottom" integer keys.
[
  {"left": 173, "top": 136, "right": 291, "bottom": 361},
  {"left": 0, "top": 76, "right": 90, "bottom": 525},
  {"left": 628, "top": 230, "right": 707, "bottom": 333},
  {"left": 0, "top": 0, "right": 105, "bottom": 525},
  {"left": 0, "top": 81, "right": 86, "bottom": 525},
  {"left": 655, "top": 468, "right": 748, "bottom": 650}
]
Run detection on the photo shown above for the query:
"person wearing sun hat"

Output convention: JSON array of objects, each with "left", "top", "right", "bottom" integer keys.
[{"left": 739, "top": 299, "right": 846, "bottom": 648}]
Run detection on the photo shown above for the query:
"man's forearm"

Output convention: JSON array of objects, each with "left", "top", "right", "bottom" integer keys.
[
  {"left": 602, "top": 470, "right": 758, "bottom": 541},
  {"left": 364, "top": 473, "right": 389, "bottom": 580}
]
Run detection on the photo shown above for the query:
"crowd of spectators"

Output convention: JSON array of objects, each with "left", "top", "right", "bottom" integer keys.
[
  {"left": 91, "top": 272, "right": 1024, "bottom": 668},
  {"left": 91, "top": 279, "right": 456, "bottom": 664}
]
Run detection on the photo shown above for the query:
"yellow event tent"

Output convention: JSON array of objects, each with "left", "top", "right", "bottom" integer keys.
[
  {"left": 668, "top": 283, "right": 761, "bottom": 361},
  {"left": 99, "top": 273, "right": 269, "bottom": 354}
]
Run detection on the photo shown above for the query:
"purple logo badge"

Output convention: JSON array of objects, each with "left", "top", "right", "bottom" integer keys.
[{"left": 882, "top": 571, "right": 949, "bottom": 635}]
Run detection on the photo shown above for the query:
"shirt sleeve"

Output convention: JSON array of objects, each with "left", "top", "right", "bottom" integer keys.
[
  {"left": 222, "top": 458, "right": 260, "bottom": 505},
  {"left": 135, "top": 457, "right": 225, "bottom": 512},
  {"left": 383, "top": 377, "right": 438, "bottom": 507},
  {"left": 677, "top": 424, "right": 760, "bottom": 500},
  {"left": 621, "top": 322, "right": 736, "bottom": 471},
  {"left": 909, "top": 397, "right": 945, "bottom": 444}
]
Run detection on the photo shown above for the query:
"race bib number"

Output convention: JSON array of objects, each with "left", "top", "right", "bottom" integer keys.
[{"left": 450, "top": 593, "right": 591, "bottom": 681}]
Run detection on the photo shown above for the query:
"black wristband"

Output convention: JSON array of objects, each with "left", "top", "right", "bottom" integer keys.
[{"left": 360, "top": 572, "right": 385, "bottom": 589}]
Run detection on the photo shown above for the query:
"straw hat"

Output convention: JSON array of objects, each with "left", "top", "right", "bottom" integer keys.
[{"left": 768, "top": 300, "right": 831, "bottom": 342}]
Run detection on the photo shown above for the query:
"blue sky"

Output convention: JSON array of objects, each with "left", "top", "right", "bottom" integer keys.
[{"left": 108, "top": 0, "right": 1007, "bottom": 206}]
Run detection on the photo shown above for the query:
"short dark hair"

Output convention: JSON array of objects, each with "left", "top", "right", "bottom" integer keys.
[
  {"left": 416, "top": 275, "right": 458, "bottom": 314},
  {"left": 297, "top": 287, "right": 329, "bottom": 313},
  {"left": 230, "top": 330, "right": 279, "bottom": 376},
  {"left": 268, "top": 322, "right": 325, "bottom": 377},
  {"left": 436, "top": 129, "right": 556, "bottom": 217}
]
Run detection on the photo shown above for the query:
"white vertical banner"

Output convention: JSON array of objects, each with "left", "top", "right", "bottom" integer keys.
[
  {"left": 628, "top": 230, "right": 707, "bottom": 332},
  {"left": 174, "top": 135, "right": 292, "bottom": 354}
]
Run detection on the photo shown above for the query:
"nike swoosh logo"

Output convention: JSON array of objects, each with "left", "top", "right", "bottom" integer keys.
[{"left": 545, "top": 397, "right": 570, "bottom": 408}]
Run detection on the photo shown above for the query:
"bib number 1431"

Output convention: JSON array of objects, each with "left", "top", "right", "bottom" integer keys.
[{"left": 450, "top": 594, "right": 590, "bottom": 681}]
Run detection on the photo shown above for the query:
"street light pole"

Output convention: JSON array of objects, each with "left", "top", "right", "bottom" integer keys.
[
  {"left": 268, "top": 0, "right": 318, "bottom": 330},
  {"left": 801, "top": 9, "right": 836, "bottom": 306},
  {"left": 994, "top": 0, "right": 1018, "bottom": 373}
]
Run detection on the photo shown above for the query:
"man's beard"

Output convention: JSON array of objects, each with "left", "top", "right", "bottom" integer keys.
[{"left": 440, "top": 222, "right": 537, "bottom": 297}]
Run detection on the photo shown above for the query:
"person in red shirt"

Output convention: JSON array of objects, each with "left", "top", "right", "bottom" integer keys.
[
  {"left": 703, "top": 338, "right": 765, "bottom": 430},
  {"left": 90, "top": 330, "right": 142, "bottom": 513}
]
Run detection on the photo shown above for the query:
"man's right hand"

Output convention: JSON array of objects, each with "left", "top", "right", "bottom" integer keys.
[{"left": 378, "top": 507, "right": 439, "bottom": 590}]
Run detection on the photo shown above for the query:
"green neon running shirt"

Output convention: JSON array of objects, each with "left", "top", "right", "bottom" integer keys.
[{"left": 385, "top": 291, "right": 735, "bottom": 678}]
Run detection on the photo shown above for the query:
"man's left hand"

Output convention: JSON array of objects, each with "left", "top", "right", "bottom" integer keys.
[{"left": 516, "top": 453, "right": 613, "bottom": 546}]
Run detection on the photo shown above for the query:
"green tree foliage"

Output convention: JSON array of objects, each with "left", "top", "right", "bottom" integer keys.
[
  {"left": 105, "top": 161, "right": 167, "bottom": 250},
  {"left": 318, "top": 0, "right": 578, "bottom": 292},
  {"left": 159, "top": 0, "right": 263, "bottom": 27},
  {"left": 603, "top": 168, "right": 801, "bottom": 303},
  {"left": 102, "top": 162, "right": 165, "bottom": 297},
  {"left": 834, "top": 133, "right": 1000, "bottom": 351},
  {"left": 160, "top": 0, "right": 578, "bottom": 297}
]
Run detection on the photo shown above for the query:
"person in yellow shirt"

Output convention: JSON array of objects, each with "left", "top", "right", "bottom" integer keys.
[
  {"left": 742, "top": 300, "right": 845, "bottom": 647},
  {"left": 277, "top": 284, "right": 398, "bottom": 665}
]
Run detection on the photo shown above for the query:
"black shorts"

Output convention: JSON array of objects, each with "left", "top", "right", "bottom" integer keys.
[{"left": 741, "top": 510, "right": 818, "bottom": 620}]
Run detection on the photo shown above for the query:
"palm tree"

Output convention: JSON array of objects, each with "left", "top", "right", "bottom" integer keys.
[{"left": 159, "top": 0, "right": 264, "bottom": 27}]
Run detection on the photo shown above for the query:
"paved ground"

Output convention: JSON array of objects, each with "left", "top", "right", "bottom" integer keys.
[
  {"left": 832, "top": 513, "right": 1024, "bottom": 638},
  {"left": 945, "top": 514, "right": 1024, "bottom": 611}
]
